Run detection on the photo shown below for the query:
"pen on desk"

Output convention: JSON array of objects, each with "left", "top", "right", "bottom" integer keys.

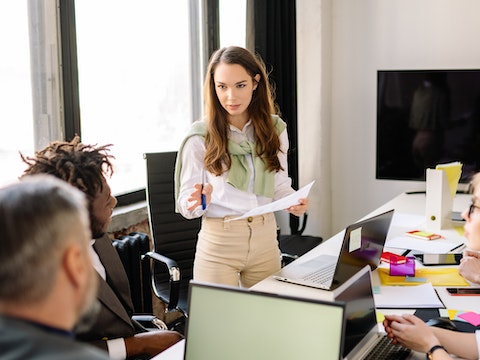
[
  {"left": 400, "top": 249, "right": 411, "bottom": 257},
  {"left": 450, "top": 243, "right": 466, "bottom": 252},
  {"left": 201, "top": 170, "right": 207, "bottom": 210}
]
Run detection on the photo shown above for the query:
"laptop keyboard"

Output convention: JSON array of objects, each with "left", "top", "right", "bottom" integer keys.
[
  {"left": 363, "top": 335, "right": 411, "bottom": 360},
  {"left": 302, "top": 263, "right": 336, "bottom": 285}
]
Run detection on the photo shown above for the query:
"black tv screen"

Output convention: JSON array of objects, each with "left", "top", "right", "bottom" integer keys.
[{"left": 377, "top": 69, "right": 480, "bottom": 183}]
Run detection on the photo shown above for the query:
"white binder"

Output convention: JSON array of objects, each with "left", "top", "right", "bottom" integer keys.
[{"left": 425, "top": 168, "right": 453, "bottom": 231}]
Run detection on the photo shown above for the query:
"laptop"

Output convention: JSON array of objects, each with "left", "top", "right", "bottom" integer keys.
[
  {"left": 273, "top": 209, "right": 394, "bottom": 290},
  {"left": 183, "top": 281, "right": 347, "bottom": 360},
  {"left": 334, "top": 265, "right": 412, "bottom": 360}
]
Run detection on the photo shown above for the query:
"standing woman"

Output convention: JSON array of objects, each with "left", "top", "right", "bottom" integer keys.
[{"left": 175, "top": 46, "right": 308, "bottom": 287}]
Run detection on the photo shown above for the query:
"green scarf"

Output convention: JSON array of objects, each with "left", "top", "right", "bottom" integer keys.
[{"left": 174, "top": 115, "right": 286, "bottom": 209}]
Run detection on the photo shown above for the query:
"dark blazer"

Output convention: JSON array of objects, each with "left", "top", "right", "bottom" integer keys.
[
  {"left": 76, "top": 233, "right": 140, "bottom": 350},
  {"left": 0, "top": 315, "right": 109, "bottom": 360}
]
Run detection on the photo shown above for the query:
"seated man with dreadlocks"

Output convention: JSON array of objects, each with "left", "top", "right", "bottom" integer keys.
[{"left": 20, "top": 136, "right": 183, "bottom": 360}]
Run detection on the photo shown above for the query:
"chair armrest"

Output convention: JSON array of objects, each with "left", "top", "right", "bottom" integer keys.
[
  {"left": 142, "top": 251, "right": 181, "bottom": 313},
  {"left": 132, "top": 315, "right": 168, "bottom": 330}
]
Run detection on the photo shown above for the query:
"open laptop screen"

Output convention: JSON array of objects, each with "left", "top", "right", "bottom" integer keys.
[
  {"left": 185, "top": 282, "right": 346, "bottom": 360},
  {"left": 334, "top": 266, "right": 377, "bottom": 358}
]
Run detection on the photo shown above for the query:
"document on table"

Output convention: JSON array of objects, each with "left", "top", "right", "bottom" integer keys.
[
  {"left": 374, "top": 283, "right": 444, "bottom": 308},
  {"left": 228, "top": 180, "right": 315, "bottom": 221},
  {"left": 386, "top": 235, "right": 460, "bottom": 253}
]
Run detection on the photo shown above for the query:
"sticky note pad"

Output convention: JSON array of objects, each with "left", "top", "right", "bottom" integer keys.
[
  {"left": 390, "top": 257, "right": 415, "bottom": 276},
  {"left": 458, "top": 312, "right": 480, "bottom": 326}
]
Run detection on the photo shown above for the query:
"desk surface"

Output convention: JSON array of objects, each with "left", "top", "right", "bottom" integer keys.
[{"left": 153, "top": 192, "right": 474, "bottom": 360}]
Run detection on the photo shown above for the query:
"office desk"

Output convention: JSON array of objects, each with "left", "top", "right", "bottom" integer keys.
[{"left": 153, "top": 192, "right": 474, "bottom": 360}]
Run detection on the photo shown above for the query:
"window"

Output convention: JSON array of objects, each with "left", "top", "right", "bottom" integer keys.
[
  {"left": 74, "top": 1, "right": 201, "bottom": 196},
  {"left": 219, "top": 0, "right": 246, "bottom": 48},
  {"left": 0, "top": 1, "right": 34, "bottom": 186},
  {"left": 0, "top": 0, "right": 248, "bottom": 200}
]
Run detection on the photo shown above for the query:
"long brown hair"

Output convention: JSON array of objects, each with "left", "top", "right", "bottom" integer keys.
[{"left": 203, "top": 46, "right": 282, "bottom": 175}]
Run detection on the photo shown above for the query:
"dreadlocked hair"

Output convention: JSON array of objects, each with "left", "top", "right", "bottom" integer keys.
[{"left": 20, "top": 135, "right": 114, "bottom": 199}]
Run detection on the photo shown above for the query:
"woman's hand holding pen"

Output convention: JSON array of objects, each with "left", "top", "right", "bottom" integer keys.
[
  {"left": 287, "top": 198, "right": 309, "bottom": 217},
  {"left": 187, "top": 183, "right": 213, "bottom": 211}
]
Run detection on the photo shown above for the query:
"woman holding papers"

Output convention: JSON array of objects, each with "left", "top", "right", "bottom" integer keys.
[
  {"left": 383, "top": 172, "right": 480, "bottom": 359},
  {"left": 175, "top": 46, "right": 308, "bottom": 287}
]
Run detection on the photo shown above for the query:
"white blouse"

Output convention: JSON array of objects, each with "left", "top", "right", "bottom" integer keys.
[{"left": 177, "top": 120, "right": 295, "bottom": 219}]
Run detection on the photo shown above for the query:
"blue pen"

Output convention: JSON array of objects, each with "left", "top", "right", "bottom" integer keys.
[{"left": 201, "top": 170, "right": 207, "bottom": 210}]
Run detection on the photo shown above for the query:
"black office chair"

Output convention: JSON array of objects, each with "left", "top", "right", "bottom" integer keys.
[
  {"left": 278, "top": 213, "right": 323, "bottom": 266},
  {"left": 112, "top": 232, "right": 169, "bottom": 331},
  {"left": 143, "top": 152, "right": 201, "bottom": 333},
  {"left": 113, "top": 232, "right": 152, "bottom": 314}
]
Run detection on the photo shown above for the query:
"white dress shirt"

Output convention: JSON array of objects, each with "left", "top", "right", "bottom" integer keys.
[{"left": 177, "top": 120, "right": 295, "bottom": 219}]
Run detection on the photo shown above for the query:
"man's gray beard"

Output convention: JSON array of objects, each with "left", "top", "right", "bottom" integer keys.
[{"left": 73, "top": 298, "right": 101, "bottom": 334}]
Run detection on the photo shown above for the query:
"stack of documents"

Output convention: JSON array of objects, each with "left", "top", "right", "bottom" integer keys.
[{"left": 435, "top": 161, "right": 462, "bottom": 198}]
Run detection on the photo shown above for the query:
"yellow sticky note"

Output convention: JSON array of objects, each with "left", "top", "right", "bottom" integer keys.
[
  {"left": 448, "top": 309, "right": 458, "bottom": 320},
  {"left": 436, "top": 162, "right": 463, "bottom": 198},
  {"left": 454, "top": 225, "right": 465, "bottom": 236},
  {"left": 349, "top": 227, "right": 362, "bottom": 252},
  {"left": 376, "top": 311, "right": 385, "bottom": 323}
]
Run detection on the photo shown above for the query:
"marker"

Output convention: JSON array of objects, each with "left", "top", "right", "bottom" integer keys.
[
  {"left": 201, "top": 170, "right": 207, "bottom": 210},
  {"left": 201, "top": 190, "right": 206, "bottom": 210},
  {"left": 450, "top": 243, "right": 466, "bottom": 252}
]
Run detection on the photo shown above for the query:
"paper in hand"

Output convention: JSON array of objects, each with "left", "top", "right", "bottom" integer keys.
[{"left": 227, "top": 180, "right": 315, "bottom": 221}]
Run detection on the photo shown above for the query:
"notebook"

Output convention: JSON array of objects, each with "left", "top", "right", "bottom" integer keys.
[
  {"left": 183, "top": 281, "right": 347, "bottom": 360},
  {"left": 273, "top": 209, "right": 394, "bottom": 290},
  {"left": 334, "top": 265, "right": 413, "bottom": 360}
]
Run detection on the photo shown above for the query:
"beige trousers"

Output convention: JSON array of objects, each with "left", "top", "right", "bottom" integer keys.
[{"left": 194, "top": 212, "right": 281, "bottom": 288}]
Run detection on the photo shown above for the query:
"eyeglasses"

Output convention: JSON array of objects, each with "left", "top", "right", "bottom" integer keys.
[{"left": 468, "top": 201, "right": 480, "bottom": 219}]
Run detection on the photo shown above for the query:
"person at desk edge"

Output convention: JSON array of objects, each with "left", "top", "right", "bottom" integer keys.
[
  {"left": 21, "top": 137, "right": 183, "bottom": 360},
  {"left": 458, "top": 172, "right": 480, "bottom": 285},
  {"left": 0, "top": 175, "right": 108, "bottom": 359},
  {"left": 175, "top": 46, "right": 309, "bottom": 287},
  {"left": 383, "top": 172, "right": 480, "bottom": 359}
]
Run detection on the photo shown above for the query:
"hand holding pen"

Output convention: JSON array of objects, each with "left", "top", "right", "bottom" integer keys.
[{"left": 187, "top": 171, "right": 212, "bottom": 211}]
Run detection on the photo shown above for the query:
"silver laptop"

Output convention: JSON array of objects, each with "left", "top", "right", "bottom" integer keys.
[
  {"left": 274, "top": 209, "right": 394, "bottom": 290},
  {"left": 334, "top": 265, "right": 412, "bottom": 360},
  {"left": 184, "top": 281, "right": 347, "bottom": 360}
]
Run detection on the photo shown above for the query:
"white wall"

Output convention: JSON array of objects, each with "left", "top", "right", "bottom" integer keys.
[{"left": 297, "top": 0, "right": 480, "bottom": 238}]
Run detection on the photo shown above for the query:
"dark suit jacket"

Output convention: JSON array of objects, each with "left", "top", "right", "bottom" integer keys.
[
  {"left": 76, "top": 233, "right": 141, "bottom": 350},
  {"left": 0, "top": 315, "right": 109, "bottom": 360}
]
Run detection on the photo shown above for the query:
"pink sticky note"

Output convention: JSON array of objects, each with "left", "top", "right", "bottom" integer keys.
[{"left": 458, "top": 312, "right": 480, "bottom": 326}]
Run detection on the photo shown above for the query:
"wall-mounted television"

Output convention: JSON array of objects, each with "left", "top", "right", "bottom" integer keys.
[{"left": 377, "top": 69, "right": 480, "bottom": 184}]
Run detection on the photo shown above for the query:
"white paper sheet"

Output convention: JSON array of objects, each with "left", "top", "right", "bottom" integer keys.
[
  {"left": 374, "top": 283, "right": 444, "bottom": 308},
  {"left": 228, "top": 180, "right": 315, "bottom": 221},
  {"left": 385, "top": 235, "right": 459, "bottom": 253}
]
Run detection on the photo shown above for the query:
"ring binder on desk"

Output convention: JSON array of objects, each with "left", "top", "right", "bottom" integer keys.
[{"left": 425, "top": 168, "right": 453, "bottom": 231}]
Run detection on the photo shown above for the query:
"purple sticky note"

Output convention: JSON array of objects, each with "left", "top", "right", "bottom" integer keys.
[{"left": 390, "top": 256, "right": 415, "bottom": 276}]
